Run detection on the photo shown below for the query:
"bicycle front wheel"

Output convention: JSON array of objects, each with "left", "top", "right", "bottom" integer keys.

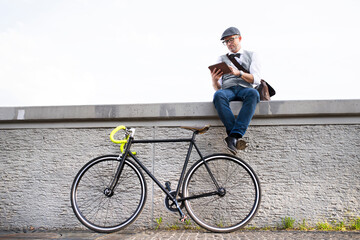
[
  {"left": 71, "top": 155, "right": 147, "bottom": 233},
  {"left": 183, "top": 154, "right": 261, "bottom": 232}
]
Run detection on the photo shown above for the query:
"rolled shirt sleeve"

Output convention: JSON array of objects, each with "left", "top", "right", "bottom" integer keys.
[{"left": 249, "top": 52, "right": 261, "bottom": 86}]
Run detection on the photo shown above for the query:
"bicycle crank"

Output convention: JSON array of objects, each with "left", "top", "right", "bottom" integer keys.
[{"left": 164, "top": 191, "right": 185, "bottom": 212}]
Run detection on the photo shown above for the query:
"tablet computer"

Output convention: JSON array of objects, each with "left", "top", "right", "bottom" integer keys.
[{"left": 208, "top": 62, "right": 232, "bottom": 74}]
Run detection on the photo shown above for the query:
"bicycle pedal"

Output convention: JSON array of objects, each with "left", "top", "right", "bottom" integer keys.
[
  {"left": 180, "top": 215, "right": 187, "bottom": 222},
  {"left": 165, "top": 181, "right": 171, "bottom": 191}
]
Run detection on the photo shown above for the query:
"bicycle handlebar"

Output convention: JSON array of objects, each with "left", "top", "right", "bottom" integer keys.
[{"left": 109, "top": 125, "right": 135, "bottom": 153}]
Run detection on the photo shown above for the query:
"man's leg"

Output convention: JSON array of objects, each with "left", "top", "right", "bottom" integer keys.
[
  {"left": 213, "top": 87, "right": 236, "bottom": 135},
  {"left": 213, "top": 88, "right": 239, "bottom": 154},
  {"left": 229, "top": 87, "right": 260, "bottom": 138}
]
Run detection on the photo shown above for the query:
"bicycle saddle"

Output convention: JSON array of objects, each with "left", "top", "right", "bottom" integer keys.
[{"left": 180, "top": 125, "right": 210, "bottom": 134}]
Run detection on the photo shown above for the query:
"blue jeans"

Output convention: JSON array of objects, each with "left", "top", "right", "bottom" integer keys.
[{"left": 213, "top": 86, "right": 260, "bottom": 138}]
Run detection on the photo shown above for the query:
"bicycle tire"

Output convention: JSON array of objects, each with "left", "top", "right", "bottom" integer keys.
[
  {"left": 71, "top": 155, "right": 147, "bottom": 233},
  {"left": 182, "top": 154, "right": 261, "bottom": 232}
]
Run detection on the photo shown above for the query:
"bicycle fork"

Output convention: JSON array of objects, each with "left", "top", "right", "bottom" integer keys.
[{"left": 104, "top": 138, "right": 133, "bottom": 197}]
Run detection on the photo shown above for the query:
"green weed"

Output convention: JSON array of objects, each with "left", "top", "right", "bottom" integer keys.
[
  {"left": 155, "top": 217, "right": 162, "bottom": 230},
  {"left": 183, "top": 219, "right": 192, "bottom": 229},
  {"left": 334, "top": 220, "right": 346, "bottom": 231},
  {"left": 350, "top": 217, "right": 360, "bottom": 230},
  {"left": 316, "top": 221, "right": 333, "bottom": 231},
  {"left": 299, "top": 219, "right": 310, "bottom": 231},
  {"left": 216, "top": 220, "right": 224, "bottom": 228},
  {"left": 154, "top": 215, "right": 360, "bottom": 231},
  {"left": 167, "top": 223, "right": 180, "bottom": 230},
  {"left": 282, "top": 216, "right": 296, "bottom": 229}
]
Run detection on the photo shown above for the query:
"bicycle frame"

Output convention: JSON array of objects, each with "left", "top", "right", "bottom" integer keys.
[{"left": 108, "top": 130, "right": 221, "bottom": 219}]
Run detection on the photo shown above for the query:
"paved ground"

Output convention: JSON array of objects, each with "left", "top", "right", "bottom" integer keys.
[{"left": 0, "top": 230, "right": 359, "bottom": 240}]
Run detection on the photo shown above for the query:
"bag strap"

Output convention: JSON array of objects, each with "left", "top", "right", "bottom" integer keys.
[
  {"left": 227, "top": 53, "right": 276, "bottom": 97},
  {"left": 226, "top": 54, "right": 249, "bottom": 73}
]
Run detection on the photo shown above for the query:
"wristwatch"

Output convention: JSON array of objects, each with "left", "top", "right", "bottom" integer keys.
[{"left": 239, "top": 70, "right": 244, "bottom": 78}]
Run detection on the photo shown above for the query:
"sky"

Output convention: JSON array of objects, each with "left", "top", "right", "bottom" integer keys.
[{"left": 1, "top": 0, "right": 359, "bottom": 107}]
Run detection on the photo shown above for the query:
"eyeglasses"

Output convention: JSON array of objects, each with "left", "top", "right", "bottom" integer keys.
[{"left": 222, "top": 36, "right": 238, "bottom": 45}]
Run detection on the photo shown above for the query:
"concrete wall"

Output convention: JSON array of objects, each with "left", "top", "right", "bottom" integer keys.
[{"left": 0, "top": 100, "right": 359, "bottom": 231}]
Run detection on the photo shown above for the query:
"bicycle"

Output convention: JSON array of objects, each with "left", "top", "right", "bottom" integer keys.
[{"left": 70, "top": 125, "right": 261, "bottom": 233}]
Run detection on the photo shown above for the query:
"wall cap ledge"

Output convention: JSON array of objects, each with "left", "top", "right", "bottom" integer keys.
[{"left": 0, "top": 99, "right": 359, "bottom": 128}]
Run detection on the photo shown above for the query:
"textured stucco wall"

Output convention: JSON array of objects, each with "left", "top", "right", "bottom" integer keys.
[{"left": 0, "top": 100, "right": 359, "bottom": 230}]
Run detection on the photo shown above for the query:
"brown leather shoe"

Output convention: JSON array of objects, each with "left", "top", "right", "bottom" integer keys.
[
  {"left": 224, "top": 136, "right": 238, "bottom": 155},
  {"left": 236, "top": 139, "right": 247, "bottom": 150}
]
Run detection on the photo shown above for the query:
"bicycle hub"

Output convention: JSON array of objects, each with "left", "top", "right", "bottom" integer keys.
[
  {"left": 104, "top": 188, "right": 114, "bottom": 197},
  {"left": 218, "top": 187, "right": 226, "bottom": 197}
]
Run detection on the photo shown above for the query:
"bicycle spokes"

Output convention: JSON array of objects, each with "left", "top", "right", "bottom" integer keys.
[{"left": 183, "top": 155, "right": 261, "bottom": 232}]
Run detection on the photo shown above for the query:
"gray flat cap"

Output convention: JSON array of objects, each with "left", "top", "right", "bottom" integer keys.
[{"left": 221, "top": 27, "right": 241, "bottom": 40}]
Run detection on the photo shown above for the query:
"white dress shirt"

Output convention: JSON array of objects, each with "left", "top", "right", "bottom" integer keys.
[{"left": 217, "top": 48, "right": 261, "bottom": 86}]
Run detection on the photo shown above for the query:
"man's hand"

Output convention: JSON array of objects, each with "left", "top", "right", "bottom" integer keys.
[
  {"left": 229, "top": 66, "right": 241, "bottom": 77},
  {"left": 211, "top": 68, "right": 222, "bottom": 90},
  {"left": 229, "top": 66, "right": 254, "bottom": 84}
]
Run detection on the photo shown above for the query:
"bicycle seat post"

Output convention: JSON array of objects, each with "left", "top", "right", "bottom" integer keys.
[{"left": 191, "top": 131, "right": 197, "bottom": 142}]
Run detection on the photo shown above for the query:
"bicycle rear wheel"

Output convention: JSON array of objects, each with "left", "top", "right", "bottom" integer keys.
[
  {"left": 182, "top": 154, "right": 261, "bottom": 232},
  {"left": 71, "top": 155, "right": 147, "bottom": 233}
]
